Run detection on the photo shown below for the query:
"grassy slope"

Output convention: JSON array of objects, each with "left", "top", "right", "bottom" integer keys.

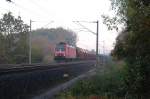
[{"left": 56, "top": 58, "right": 126, "bottom": 99}]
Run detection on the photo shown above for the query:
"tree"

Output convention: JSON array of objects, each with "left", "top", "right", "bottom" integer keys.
[
  {"left": 0, "top": 12, "right": 29, "bottom": 63},
  {"left": 31, "top": 28, "right": 77, "bottom": 63},
  {"left": 6, "top": 0, "right": 12, "bottom": 2},
  {"left": 103, "top": 0, "right": 150, "bottom": 98}
]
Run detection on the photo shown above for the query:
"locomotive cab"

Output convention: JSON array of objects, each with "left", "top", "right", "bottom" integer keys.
[
  {"left": 54, "top": 42, "right": 66, "bottom": 61},
  {"left": 54, "top": 42, "right": 77, "bottom": 62}
]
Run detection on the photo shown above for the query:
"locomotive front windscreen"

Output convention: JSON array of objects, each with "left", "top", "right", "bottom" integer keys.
[{"left": 55, "top": 44, "right": 65, "bottom": 51}]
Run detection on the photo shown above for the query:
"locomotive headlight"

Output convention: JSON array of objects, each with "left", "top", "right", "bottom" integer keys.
[{"left": 63, "top": 53, "right": 65, "bottom": 56}]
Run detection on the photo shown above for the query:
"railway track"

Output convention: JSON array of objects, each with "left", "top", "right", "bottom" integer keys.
[
  {"left": 0, "top": 60, "right": 95, "bottom": 99},
  {"left": 0, "top": 61, "right": 95, "bottom": 75}
]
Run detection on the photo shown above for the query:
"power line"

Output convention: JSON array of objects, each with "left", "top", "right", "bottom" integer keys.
[
  {"left": 12, "top": 0, "right": 55, "bottom": 29},
  {"left": 16, "top": 3, "right": 40, "bottom": 16},
  {"left": 73, "top": 21, "right": 96, "bottom": 35},
  {"left": 0, "top": 6, "right": 10, "bottom": 12},
  {"left": 29, "top": 0, "right": 50, "bottom": 15},
  {"left": 42, "top": 21, "right": 54, "bottom": 28},
  {"left": 4, "top": 0, "right": 56, "bottom": 29},
  {"left": 73, "top": 20, "right": 99, "bottom": 67},
  {"left": 29, "top": 0, "right": 54, "bottom": 19},
  {"left": 9, "top": 1, "right": 47, "bottom": 18}
]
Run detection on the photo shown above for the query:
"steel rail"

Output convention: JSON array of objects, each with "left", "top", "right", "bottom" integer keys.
[{"left": 0, "top": 61, "right": 95, "bottom": 75}]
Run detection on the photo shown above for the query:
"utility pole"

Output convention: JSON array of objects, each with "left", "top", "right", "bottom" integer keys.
[
  {"left": 102, "top": 41, "right": 105, "bottom": 66},
  {"left": 29, "top": 20, "right": 32, "bottom": 64},
  {"left": 73, "top": 20, "right": 99, "bottom": 67},
  {"left": 96, "top": 21, "right": 99, "bottom": 67}
]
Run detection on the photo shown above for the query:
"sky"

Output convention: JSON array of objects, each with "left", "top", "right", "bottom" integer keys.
[{"left": 0, "top": 0, "right": 119, "bottom": 54}]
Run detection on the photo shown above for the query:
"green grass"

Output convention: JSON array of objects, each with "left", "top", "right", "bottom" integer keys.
[{"left": 56, "top": 60, "right": 126, "bottom": 99}]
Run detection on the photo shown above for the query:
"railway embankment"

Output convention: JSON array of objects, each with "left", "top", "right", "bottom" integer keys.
[
  {"left": 55, "top": 60, "right": 125, "bottom": 99},
  {"left": 32, "top": 68, "right": 96, "bottom": 99},
  {"left": 0, "top": 61, "right": 95, "bottom": 99}
]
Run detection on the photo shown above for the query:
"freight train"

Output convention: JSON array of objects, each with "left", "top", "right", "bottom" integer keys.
[{"left": 54, "top": 42, "right": 96, "bottom": 62}]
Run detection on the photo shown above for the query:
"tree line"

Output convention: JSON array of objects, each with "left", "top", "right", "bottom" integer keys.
[
  {"left": 0, "top": 12, "right": 77, "bottom": 64},
  {"left": 104, "top": 0, "right": 150, "bottom": 98},
  {"left": 0, "top": 12, "right": 29, "bottom": 64}
]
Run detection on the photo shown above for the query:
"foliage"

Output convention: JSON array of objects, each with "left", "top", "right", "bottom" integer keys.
[
  {"left": 0, "top": 12, "right": 77, "bottom": 64},
  {"left": 31, "top": 28, "right": 77, "bottom": 63},
  {"left": 72, "top": 61, "right": 125, "bottom": 97},
  {"left": 104, "top": 0, "right": 150, "bottom": 98},
  {"left": 32, "top": 28, "right": 77, "bottom": 46},
  {"left": 0, "top": 12, "right": 29, "bottom": 64},
  {"left": 56, "top": 60, "right": 126, "bottom": 99},
  {"left": 31, "top": 45, "right": 43, "bottom": 63}
]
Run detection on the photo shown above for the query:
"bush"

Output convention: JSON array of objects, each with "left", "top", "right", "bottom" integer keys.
[{"left": 69, "top": 61, "right": 126, "bottom": 98}]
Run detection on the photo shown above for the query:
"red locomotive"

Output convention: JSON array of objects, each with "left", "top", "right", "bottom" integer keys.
[{"left": 54, "top": 42, "right": 96, "bottom": 61}]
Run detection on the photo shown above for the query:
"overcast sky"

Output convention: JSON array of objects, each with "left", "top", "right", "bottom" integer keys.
[{"left": 0, "top": 0, "right": 118, "bottom": 54}]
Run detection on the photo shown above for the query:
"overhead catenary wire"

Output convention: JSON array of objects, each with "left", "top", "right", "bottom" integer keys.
[
  {"left": 12, "top": 2, "right": 42, "bottom": 17},
  {"left": 0, "top": 6, "right": 10, "bottom": 12},
  {"left": 42, "top": 21, "right": 54, "bottom": 28},
  {"left": 73, "top": 21, "right": 96, "bottom": 35},
  {"left": 73, "top": 28, "right": 94, "bottom": 33},
  {"left": 6, "top": 0, "right": 51, "bottom": 22},
  {"left": 29, "top": 0, "right": 52, "bottom": 17},
  {"left": 12, "top": 0, "right": 55, "bottom": 29}
]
